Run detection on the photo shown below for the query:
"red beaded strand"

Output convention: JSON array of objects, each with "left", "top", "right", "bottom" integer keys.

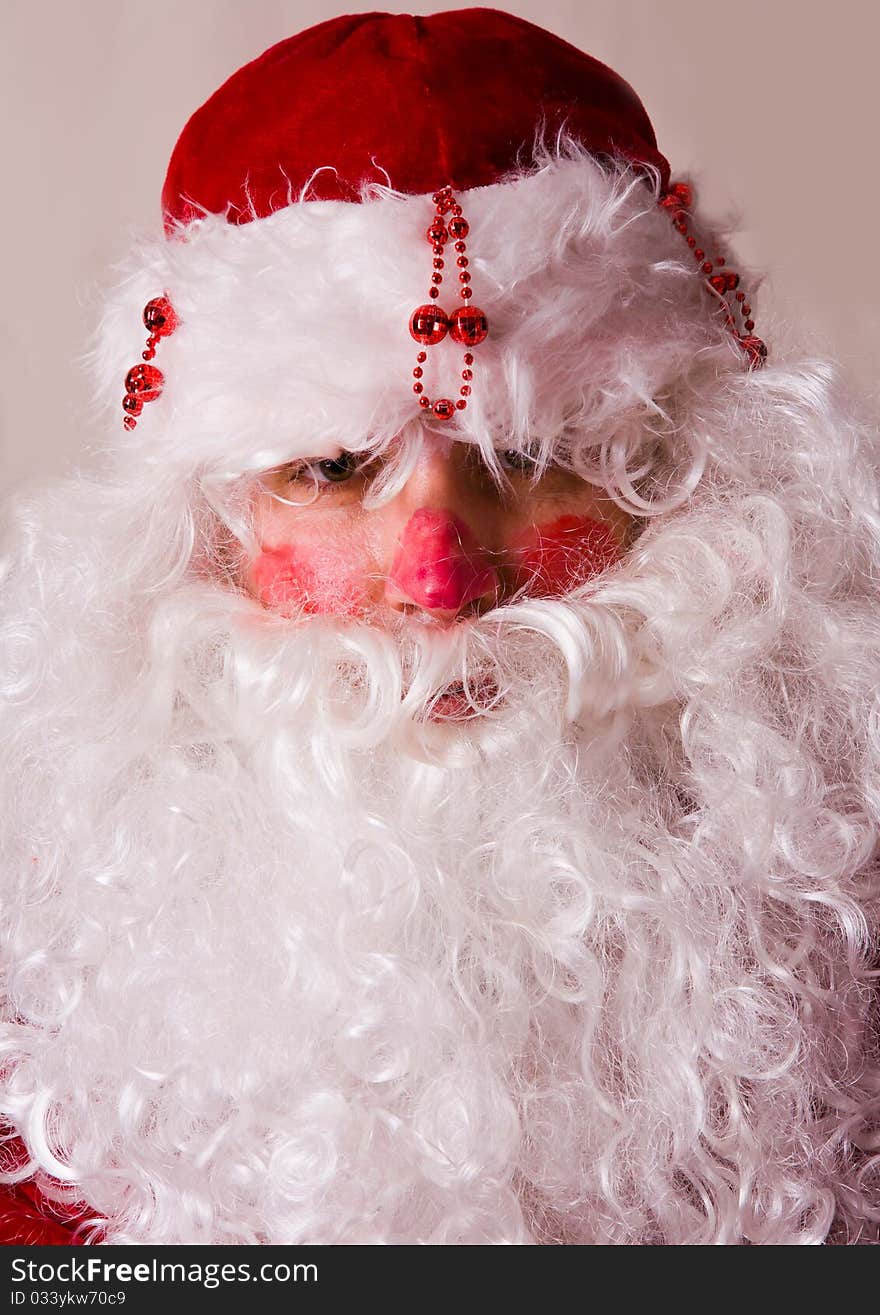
[
  {"left": 659, "top": 181, "right": 767, "bottom": 369},
  {"left": 122, "top": 295, "right": 179, "bottom": 430},
  {"left": 408, "top": 186, "right": 489, "bottom": 420}
]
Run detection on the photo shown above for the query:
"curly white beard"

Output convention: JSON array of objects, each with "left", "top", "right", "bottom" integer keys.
[{"left": 2, "top": 361, "right": 879, "bottom": 1243}]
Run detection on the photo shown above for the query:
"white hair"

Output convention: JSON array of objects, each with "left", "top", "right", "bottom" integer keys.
[{"left": 1, "top": 156, "right": 878, "bottom": 1243}]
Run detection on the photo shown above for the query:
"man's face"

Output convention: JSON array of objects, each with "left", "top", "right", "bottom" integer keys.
[{"left": 243, "top": 433, "right": 634, "bottom": 623}]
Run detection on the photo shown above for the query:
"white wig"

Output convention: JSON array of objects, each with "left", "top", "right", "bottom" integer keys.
[{"left": 1, "top": 151, "right": 879, "bottom": 1244}]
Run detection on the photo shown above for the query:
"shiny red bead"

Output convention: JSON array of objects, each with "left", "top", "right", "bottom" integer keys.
[
  {"left": 709, "top": 272, "right": 740, "bottom": 294},
  {"left": 694, "top": 249, "right": 704, "bottom": 261},
  {"left": 417, "top": 352, "right": 427, "bottom": 363},
  {"left": 427, "top": 222, "right": 448, "bottom": 245},
  {"left": 463, "top": 353, "right": 474, "bottom": 365},
  {"left": 457, "top": 256, "right": 468, "bottom": 267},
  {"left": 454, "top": 241, "right": 466, "bottom": 253},
  {"left": 431, "top": 273, "right": 443, "bottom": 284},
  {"left": 433, "top": 258, "right": 444, "bottom": 269},
  {"left": 461, "top": 287, "right": 473, "bottom": 299},
  {"left": 742, "top": 304, "right": 751, "bottom": 316},
  {"left": 744, "top": 319, "right": 755, "bottom": 331},
  {"left": 735, "top": 291, "right": 745, "bottom": 302},
  {"left": 142, "top": 296, "right": 178, "bottom": 338},
  {"left": 124, "top": 363, "right": 164, "bottom": 401},
  {"left": 459, "top": 272, "right": 471, "bottom": 284},
  {"left": 687, "top": 237, "right": 696, "bottom": 248},
  {"left": 433, "top": 190, "right": 454, "bottom": 213},
  {"left": 413, "top": 383, "right": 424, "bottom": 393},
  {"left": 461, "top": 369, "right": 474, "bottom": 381},
  {"left": 456, "top": 400, "right": 467, "bottom": 410},
  {"left": 429, "top": 287, "right": 440, "bottom": 299},
  {"left": 419, "top": 396, "right": 431, "bottom": 409},
  {"left": 142, "top": 348, "right": 156, "bottom": 361},
  {"left": 701, "top": 262, "right": 713, "bottom": 274},
  {"left": 448, "top": 305, "right": 488, "bottom": 347},
  {"left": 670, "top": 181, "right": 694, "bottom": 208},
  {"left": 433, "top": 399, "right": 456, "bottom": 420},
  {"left": 412, "top": 366, "right": 423, "bottom": 378},
  {"left": 460, "top": 385, "right": 471, "bottom": 396},
  {"left": 123, "top": 415, "right": 137, "bottom": 431},
  {"left": 122, "top": 393, "right": 143, "bottom": 416},
  {"left": 410, "top": 304, "right": 449, "bottom": 344},
  {"left": 448, "top": 217, "right": 469, "bottom": 240}
]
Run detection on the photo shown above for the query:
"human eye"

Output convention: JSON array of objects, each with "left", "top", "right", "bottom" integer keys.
[
  {"left": 304, "top": 452, "right": 361, "bottom": 484},
  {"left": 497, "top": 446, "right": 540, "bottom": 475},
  {"left": 275, "top": 451, "right": 365, "bottom": 488}
]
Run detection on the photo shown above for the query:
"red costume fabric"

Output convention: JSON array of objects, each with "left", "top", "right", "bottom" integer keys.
[
  {"left": 162, "top": 7, "right": 670, "bottom": 226},
  {"left": 0, "top": 1137, "right": 86, "bottom": 1246}
]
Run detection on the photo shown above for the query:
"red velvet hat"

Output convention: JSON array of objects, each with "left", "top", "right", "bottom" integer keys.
[{"left": 162, "top": 8, "right": 670, "bottom": 228}]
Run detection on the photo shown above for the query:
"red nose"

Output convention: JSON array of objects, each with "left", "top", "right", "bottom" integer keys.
[{"left": 388, "top": 508, "right": 498, "bottom": 614}]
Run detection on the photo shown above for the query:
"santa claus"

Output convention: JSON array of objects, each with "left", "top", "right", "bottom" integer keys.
[{"left": 1, "top": 9, "right": 878, "bottom": 1245}]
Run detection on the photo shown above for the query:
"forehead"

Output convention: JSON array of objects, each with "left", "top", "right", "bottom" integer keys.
[{"left": 102, "top": 159, "right": 721, "bottom": 479}]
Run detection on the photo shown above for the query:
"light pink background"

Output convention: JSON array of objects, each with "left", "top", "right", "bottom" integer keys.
[{"left": 2, "top": 0, "right": 877, "bottom": 495}]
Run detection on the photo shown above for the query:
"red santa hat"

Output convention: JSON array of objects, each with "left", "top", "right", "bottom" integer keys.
[
  {"left": 161, "top": 8, "right": 670, "bottom": 223},
  {"left": 111, "top": 9, "right": 762, "bottom": 474}
]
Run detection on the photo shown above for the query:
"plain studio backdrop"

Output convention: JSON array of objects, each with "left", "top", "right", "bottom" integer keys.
[{"left": 1, "top": 0, "right": 878, "bottom": 496}]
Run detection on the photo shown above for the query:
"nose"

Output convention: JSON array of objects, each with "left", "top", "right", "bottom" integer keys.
[{"left": 386, "top": 507, "right": 500, "bottom": 620}]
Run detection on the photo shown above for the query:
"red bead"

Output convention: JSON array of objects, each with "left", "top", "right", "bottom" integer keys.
[
  {"left": 419, "top": 396, "right": 431, "bottom": 409},
  {"left": 739, "top": 335, "right": 767, "bottom": 368},
  {"left": 742, "top": 304, "right": 751, "bottom": 316},
  {"left": 735, "top": 291, "right": 745, "bottom": 302},
  {"left": 142, "top": 296, "right": 178, "bottom": 338},
  {"left": 660, "top": 181, "right": 693, "bottom": 211},
  {"left": 454, "top": 241, "right": 466, "bottom": 253},
  {"left": 675, "top": 219, "right": 688, "bottom": 234},
  {"left": 460, "top": 287, "right": 473, "bottom": 299},
  {"left": 448, "top": 217, "right": 469, "bottom": 240},
  {"left": 122, "top": 393, "right": 143, "bottom": 416},
  {"left": 452, "top": 204, "right": 462, "bottom": 216},
  {"left": 456, "top": 400, "right": 467, "bottom": 410},
  {"left": 463, "top": 353, "right": 474, "bottom": 365},
  {"left": 431, "top": 273, "right": 443, "bottom": 284},
  {"left": 461, "top": 369, "right": 473, "bottom": 381},
  {"left": 709, "top": 272, "right": 740, "bottom": 294},
  {"left": 413, "top": 383, "right": 424, "bottom": 393},
  {"left": 124, "top": 363, "right": 164, "bottom": 401},
  {"left": 460, "top": 385, "right": 471, "bottom": 396},
  {"left": 142, "top": 348, "right": 156, "bottom": 361},
  {"left": 123, "top": 416, "right": 137, "bottom": 431},
  {"left": 412, "top": 366, "right": 423, "bottom": 378},
  {"left": 687, "top": 237, "right": 696, "bottom": 248},
  {"left": 744, "top": 319, "right": 755, "bottom": 331},
  {"left": 701, "top": 262, "right": 713, "bottom": 274},
  {"left": 433, "top": 190, "right": 454, "bottom": 213},
  {"left": 432, "top": 399, "right": 456, "bottom": 420},
  {"left": 457, "top": 256, "right": 468, "bottom": 267},
  {"left": 433, "top": 244, "right": 444, "bottom": 257},
  {"left": 417, "top": 352, "right": 427, "bottom": 363},
  {"left": 459, "top": 272, "right": 471, "bottom": 284},
  {"left": 694, "top": 249, "right": 704, "bottom": 261},
  {"left": 429, "top": 287, "right": 440, "bottom": 299},
  {"left": 448, "top": 305, "right": 488, "bottom": 348},
  {"left": 427, "top": 222, "right": 448, "bottom": 245},
  {"left": 410, "top": 304, "right": 449, "bottom": 344},
  {"left": 433, "top": 258, "right": 444, "bottom": 269}
]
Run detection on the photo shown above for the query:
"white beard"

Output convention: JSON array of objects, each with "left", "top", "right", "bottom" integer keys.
[{"left": 3, "top": 482, "right": 878, "bottom": 1244}]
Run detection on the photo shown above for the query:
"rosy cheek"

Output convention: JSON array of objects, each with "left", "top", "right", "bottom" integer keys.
[
  {"left": 249, "top": 542, "right": 370, "bottom": 616},
  {"left": 511, "top": 515, "right": 623, "bottom": 596}
]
